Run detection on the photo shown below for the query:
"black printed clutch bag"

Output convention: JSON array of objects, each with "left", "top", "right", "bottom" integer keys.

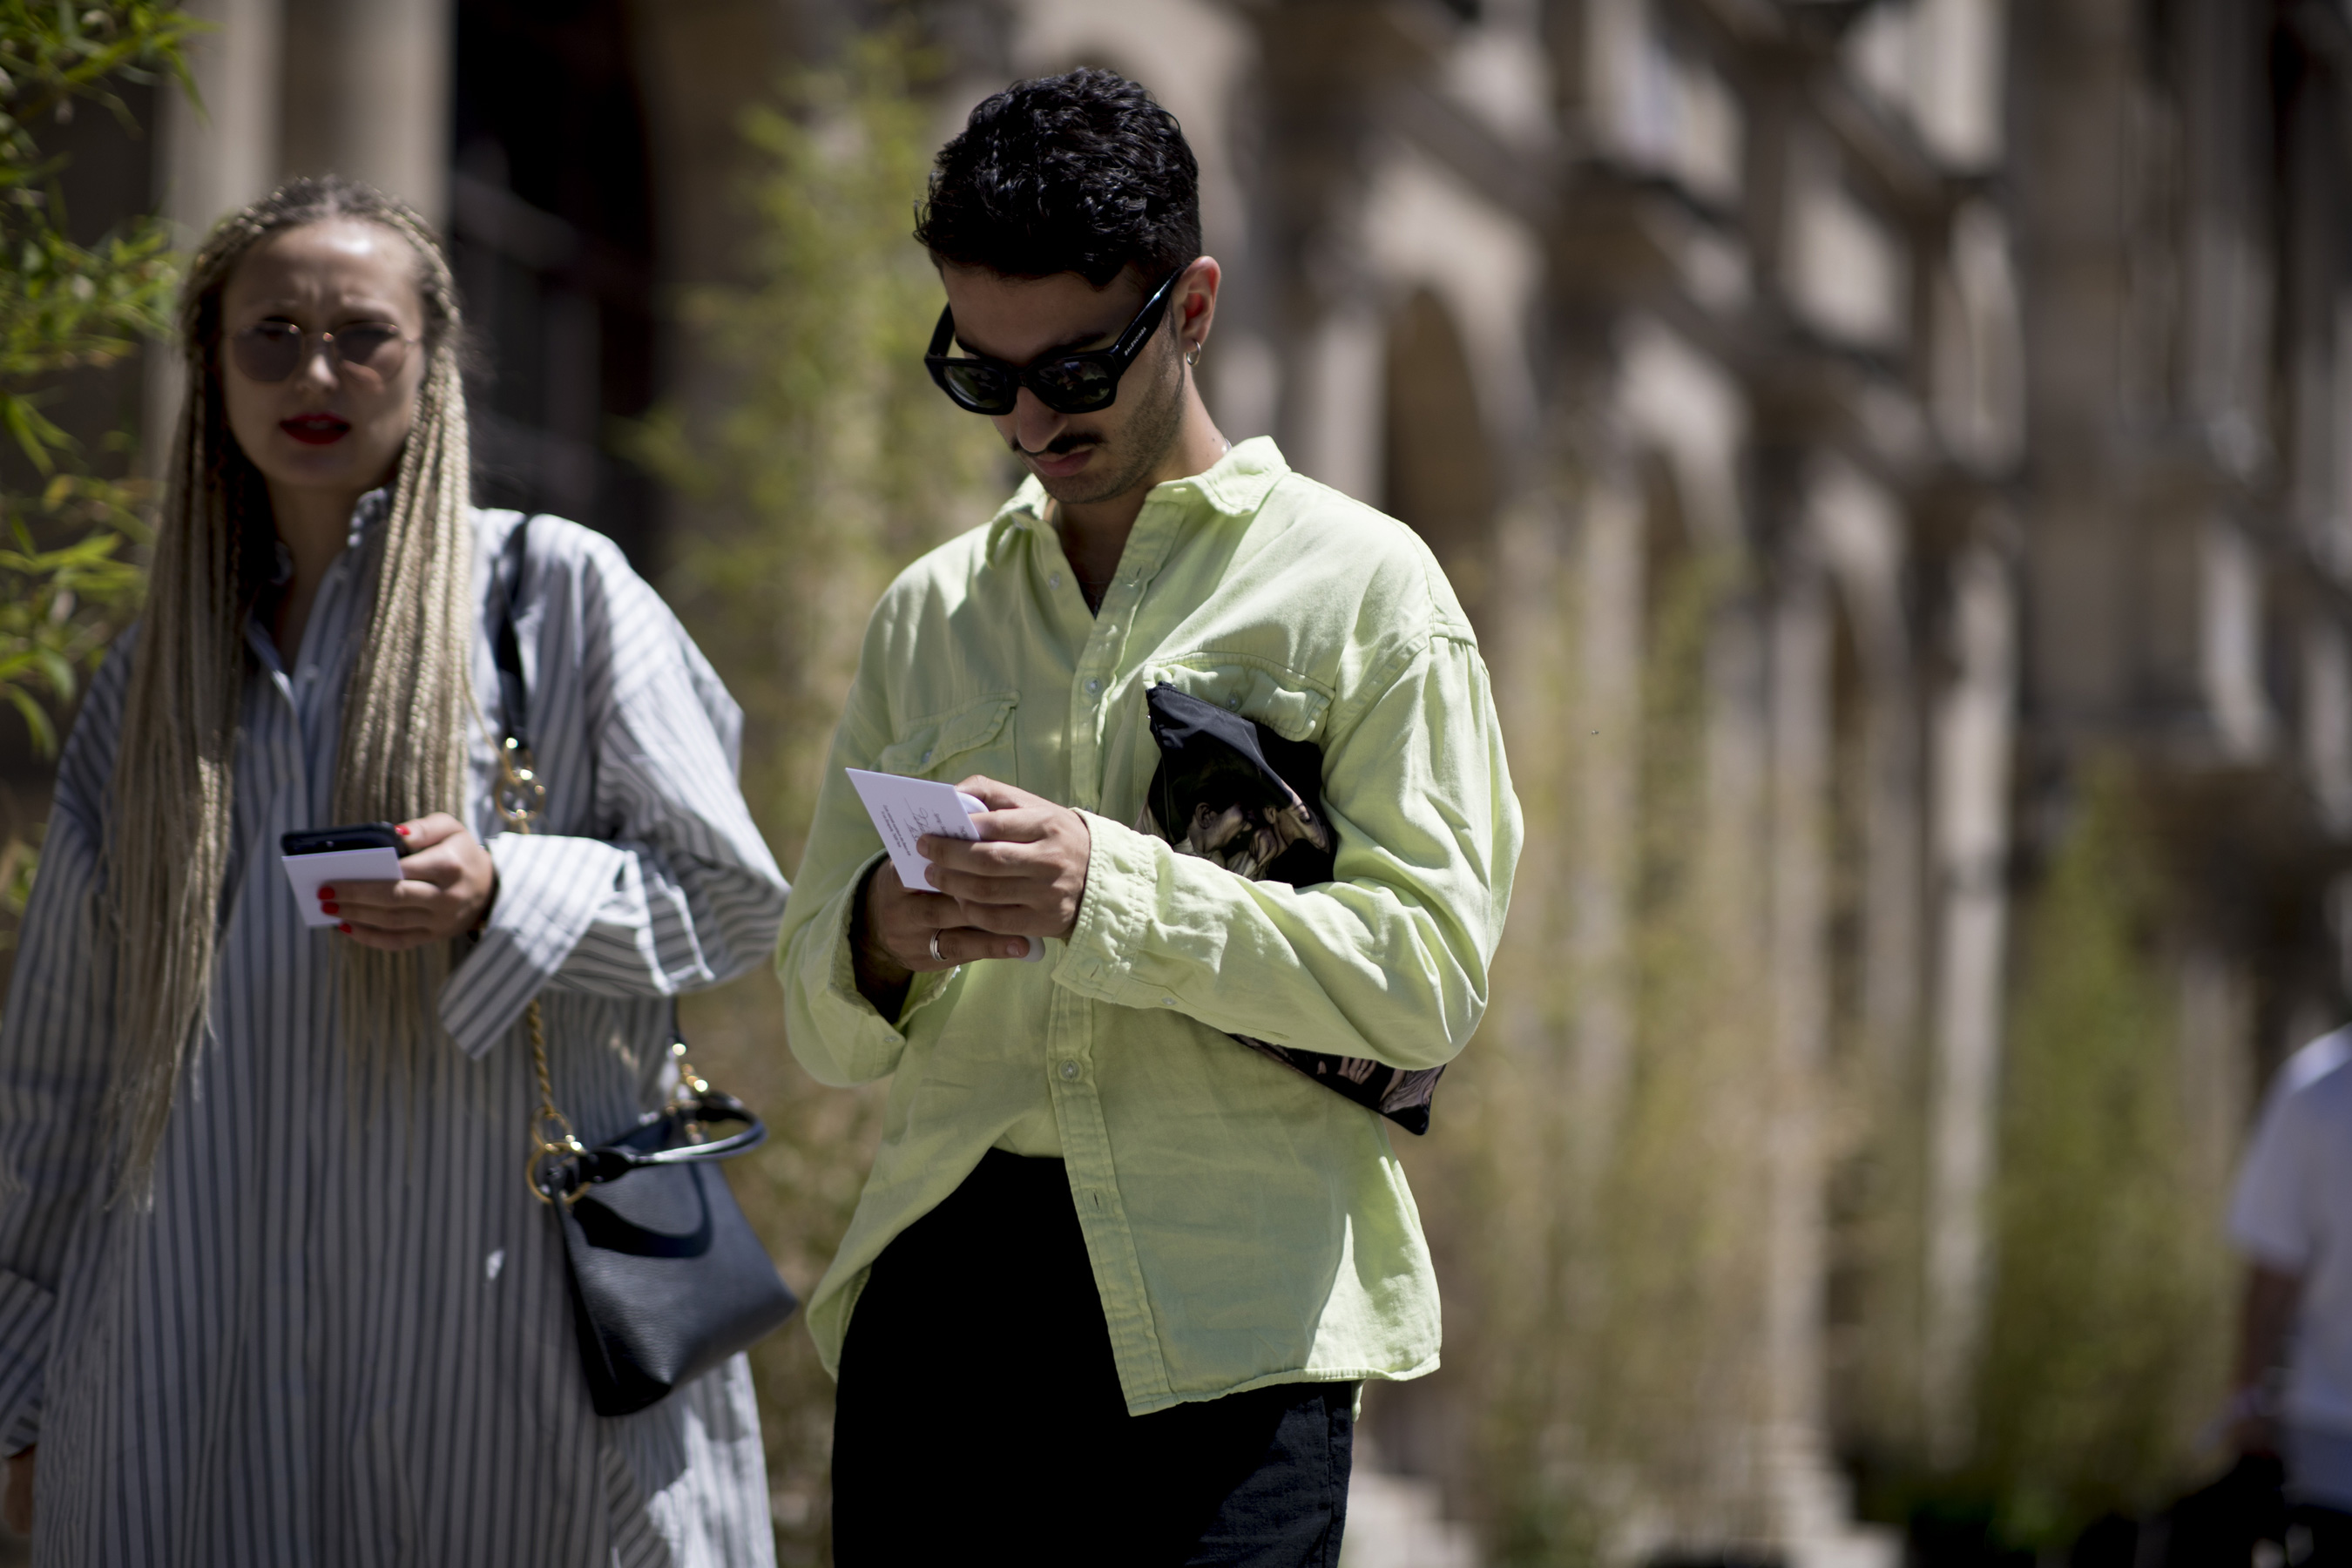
[{"left": 1136, "top": 682, "right": 1443, "bottom": 1134}]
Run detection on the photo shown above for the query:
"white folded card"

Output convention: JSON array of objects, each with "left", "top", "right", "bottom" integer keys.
[
  {"left": 280, "top": 847, "right": 403, "bottom": 928},
  {"left": 845, "top": 767, "right": 1041, "bottom": 961}
]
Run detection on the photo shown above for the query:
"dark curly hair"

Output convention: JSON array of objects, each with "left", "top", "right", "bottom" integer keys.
[{"left": 915, "top": 67, "right": 1200, "bottom": 289}]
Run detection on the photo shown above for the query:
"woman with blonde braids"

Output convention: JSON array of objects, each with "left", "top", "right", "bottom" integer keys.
[{"left": 0, "top": 177, "right": 788, "bottom": 1562}]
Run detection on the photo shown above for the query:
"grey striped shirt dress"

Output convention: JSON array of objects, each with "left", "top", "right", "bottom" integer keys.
[{"left": 0, "top": 502, "right": 791, "bottom": 1565}]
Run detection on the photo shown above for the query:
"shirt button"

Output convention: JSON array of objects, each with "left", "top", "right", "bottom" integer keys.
[
  {"left": 1059, "top": 1060, "right": 1080, "bottom": 1081},
  {"left": 1049, "top": 572, "right": 1062, "bottom": 590},
  {"left": 922, "top": 748, "right": 934, "bottom": 765},
  {"left": 1227, "top": 695, "right": 1240, "bottom": 710},
  {"left": 1085, "top": 678, "right": 1102, "bottom": 695},
  {"left": 1161, "top": 997, "right": 1177, "bottom": 1007}
]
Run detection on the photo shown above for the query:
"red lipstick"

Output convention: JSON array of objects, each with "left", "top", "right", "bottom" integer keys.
[{"left": 280, "top": 413, "right": 349, "bottom": 445}]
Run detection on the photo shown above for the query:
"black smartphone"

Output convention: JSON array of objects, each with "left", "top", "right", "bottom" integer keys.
[{"left": 280, "top": 822, "right": 403, "bottom": 856}]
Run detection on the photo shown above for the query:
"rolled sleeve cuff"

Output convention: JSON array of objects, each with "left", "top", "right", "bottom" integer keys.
[
  {"left": 792, "top": 854, "right": 950, "bottom": 1083},
  {"left": 0, "top": 1269, "right": 53, "bottom": 1454},
  {"left": 1055, "top": 812, "right": 1162, "bottom": 1007},
  {"left": 439, "top": 833, "right": 632, "bottom": 1058}
]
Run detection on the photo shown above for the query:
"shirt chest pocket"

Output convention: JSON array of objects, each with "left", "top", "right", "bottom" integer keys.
[
  {"left": 877, "top": 692, "right": 1020, "bottom": 786},
  {"left": 1140, "top": 658, "right": 1331, "bottom": 743}
]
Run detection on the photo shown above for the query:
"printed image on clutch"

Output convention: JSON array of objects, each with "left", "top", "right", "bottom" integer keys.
[{"left": 1136, "top": 681, "right": 1443, "bottom": 1134}]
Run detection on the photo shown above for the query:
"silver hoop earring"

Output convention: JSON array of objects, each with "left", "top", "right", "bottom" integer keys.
[{"left": 1185, "top": 342, "right": 1202, "bottom": 368}]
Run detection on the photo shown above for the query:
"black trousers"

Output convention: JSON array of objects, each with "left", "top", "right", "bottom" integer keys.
[
  {"left": 831, "top": 1151, "right": 1355, "bottom": 1567},
  {"left": 2291, "top": 1504, "right": 2352, "bottom": 1565}
]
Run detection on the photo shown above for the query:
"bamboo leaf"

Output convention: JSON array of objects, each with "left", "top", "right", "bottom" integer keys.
[{"left": 6, "top": 685, "right": 56, "bottom": 756}]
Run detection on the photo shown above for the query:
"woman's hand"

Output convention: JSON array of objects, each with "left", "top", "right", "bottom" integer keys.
[
  {"left": 4, "top": 1444, "right": 31, "bottom": 1534},
  {"left": 317, "top": 814, "right": 497, "bottom": 950}
]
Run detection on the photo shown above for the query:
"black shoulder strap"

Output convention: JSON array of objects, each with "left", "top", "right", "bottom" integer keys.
[
  {"left": 488, "top": 512, "right": 691, "bottom": 1055},
  {"left": 491, "top": 514, "right": 531, "bottom": 751}
]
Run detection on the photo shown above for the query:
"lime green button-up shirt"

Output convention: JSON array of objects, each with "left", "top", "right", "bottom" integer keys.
[{"left": 776, "top": 437, "right": 1522, "bottom": 1415}]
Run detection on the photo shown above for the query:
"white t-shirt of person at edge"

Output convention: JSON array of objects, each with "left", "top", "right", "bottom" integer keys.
[{"left": 2232, "top": 1029, "right": 2352, "bottom": 1460}]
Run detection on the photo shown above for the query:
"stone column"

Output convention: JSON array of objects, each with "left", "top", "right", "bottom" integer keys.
[
  {"left": 156, "top": 0, "right": 285, "bottom": 233},
  {"left": 1922, "top": 538, "right": 2017, "bottom": 1466},
  {"left": 279, "top": 0, "right": 453, "bottom": 222},
  {"left": 1567, "top": 460, "right": 1642, "bottom": 1179},
  {"left": 147, "top": 0, "right": 287, "bottom": 475}
]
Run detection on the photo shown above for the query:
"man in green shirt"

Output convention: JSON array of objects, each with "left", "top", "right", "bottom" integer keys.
[{"left": 775, "top": 67, "right": 1522, "bottom": 1565}]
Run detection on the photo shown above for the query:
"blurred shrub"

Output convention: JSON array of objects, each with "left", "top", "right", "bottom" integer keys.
[
  {"left": 1406, "top": 527, "right": 1788, "bottom": 1565},
  {"left": 0, "top": 2, "right": 191, "bottom": 958},
  {"left": 631, "top": 29, "right": 1003, "bottom": 882},
  {"left": 1969, "top": 759, "right": 2233, "bottom": 1546},
  {"left": 627, "top": 29, "right": 1004, "bottom": 1565},
  {"left": 1392, "top": 546, "right": 2238, "bottom": 1564}
]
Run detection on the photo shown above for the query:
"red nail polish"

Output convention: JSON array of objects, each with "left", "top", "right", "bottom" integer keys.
[
  {"left": 317, "top": 886, "right": 335, "bottom": 899},
  {"left": 321, "top": 902, "right": 339, "bottom": 916},
  {"left": 395, "top": 824, "right": 409, "bottom": 835},
  {"left": 337, "top": 922, "right": 352, "bottom": 934}
]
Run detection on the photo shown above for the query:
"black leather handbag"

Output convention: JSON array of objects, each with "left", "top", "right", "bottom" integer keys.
[{"left": 491, "top": 517, "right": 799, "bottom": 1417}]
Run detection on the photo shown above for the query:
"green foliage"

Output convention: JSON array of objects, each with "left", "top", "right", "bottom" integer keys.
[
  {"left": 628, "top": 29, "right": 1005, "bottom": 1565},
  {"left": 1970, "top": 760, "right": 2234, "bottom": 1546},
  {"left": 0, "top": 2, "right": 193, "bottom": 754},
  {"left": 0, "top": 816, "right": 33, "bottom": 933},
  {"left": 0, "top": 3, "right": 193, "bottom": 970},
  {"left": 1, "top": 505, "right": 138, "bottom": 748}
]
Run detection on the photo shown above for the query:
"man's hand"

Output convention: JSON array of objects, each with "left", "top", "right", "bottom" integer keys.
[
  {"left": 856, "top": 855, "right": 1034, "bottom": 981},
  {"left": 919, "top": 777, "right": 1092, "bottom": 942},
  {"left": 4, "top": 1444, "right": 30, "bottom": 1534},
  {"left": 848, "top": 776, "right": 1092, "bottom": 1011},
  {"left": 318, "top": 813, "right": 497, "bottom": 951}
]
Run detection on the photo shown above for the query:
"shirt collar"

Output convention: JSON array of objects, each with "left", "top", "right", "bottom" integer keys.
[
  {"left": 986, "top": 436, "right": 1291, "bottom": 561},
  {"left": 348, "top": 484, "right": 391, "bottom": 543}
]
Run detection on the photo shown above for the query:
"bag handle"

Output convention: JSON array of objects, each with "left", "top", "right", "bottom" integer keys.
[
  {"left": 528, "top": 1090, "right": 770, "bottom": 1206},
  {"left": 485, "top": 517, "right": 752, "bottom": 1206}
]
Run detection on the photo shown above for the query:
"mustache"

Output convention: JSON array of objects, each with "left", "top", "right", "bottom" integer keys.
[{"left": 1012, "top": 431, "right": 1103, "bottom": 457}]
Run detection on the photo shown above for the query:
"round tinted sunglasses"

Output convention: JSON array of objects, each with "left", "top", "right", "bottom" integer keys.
[
  {"left": 229, "top": 320, "right": 416, "bottom": 385},
  {"left": 923, "top": 266, "right": 1187, "bottom": 416}
]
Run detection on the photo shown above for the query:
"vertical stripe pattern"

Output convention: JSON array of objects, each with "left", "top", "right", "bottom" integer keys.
[{"left": 0, "top": 504, "right": 788, "bottom": 1565}]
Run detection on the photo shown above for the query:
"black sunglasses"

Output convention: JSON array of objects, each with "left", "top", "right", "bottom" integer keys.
[{"left": 924, "top": 266, "right": 1188, "bottom": 416}]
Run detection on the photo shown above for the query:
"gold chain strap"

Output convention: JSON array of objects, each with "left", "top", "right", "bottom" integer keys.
[
  {"left": 507, "top": 738, "right": 711, "bottom": 1205},
  {"left": 503, "top": 740, "right": 588, "bottom": 1207},
  {"left": 496, "top": 736, "right": 547, "bottom": 833}
]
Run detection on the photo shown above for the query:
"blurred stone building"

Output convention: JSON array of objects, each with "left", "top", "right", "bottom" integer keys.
[{"left": 51, "top": 0, "right": 2352, "bottom": 1561}]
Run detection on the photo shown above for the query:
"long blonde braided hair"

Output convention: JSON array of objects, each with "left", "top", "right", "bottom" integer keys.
[{"left": 109, "top": 176, "right": 476, "bottom": 1192}]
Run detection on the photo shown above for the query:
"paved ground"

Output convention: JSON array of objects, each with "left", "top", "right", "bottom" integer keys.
[
  {"left": 1342, "top": 1463, "right": 1481, "bottom": 1568},
  {"left": 0, "top": 1466, "right": 1477, "bottom": 1565}
]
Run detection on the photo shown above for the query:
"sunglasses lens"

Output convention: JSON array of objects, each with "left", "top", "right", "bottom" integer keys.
[
  {"left": 335, "top": 325, "right": 407, "bottom": 375},
  {"left": 231, "top": 324, "right": 301, "bottom": 382},
  {"left": 940, "top": 362, "right": 1016, "bottom": 414},
  {"left": 1030, "top": 358, "right": 1117, "bottom": 413}
]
